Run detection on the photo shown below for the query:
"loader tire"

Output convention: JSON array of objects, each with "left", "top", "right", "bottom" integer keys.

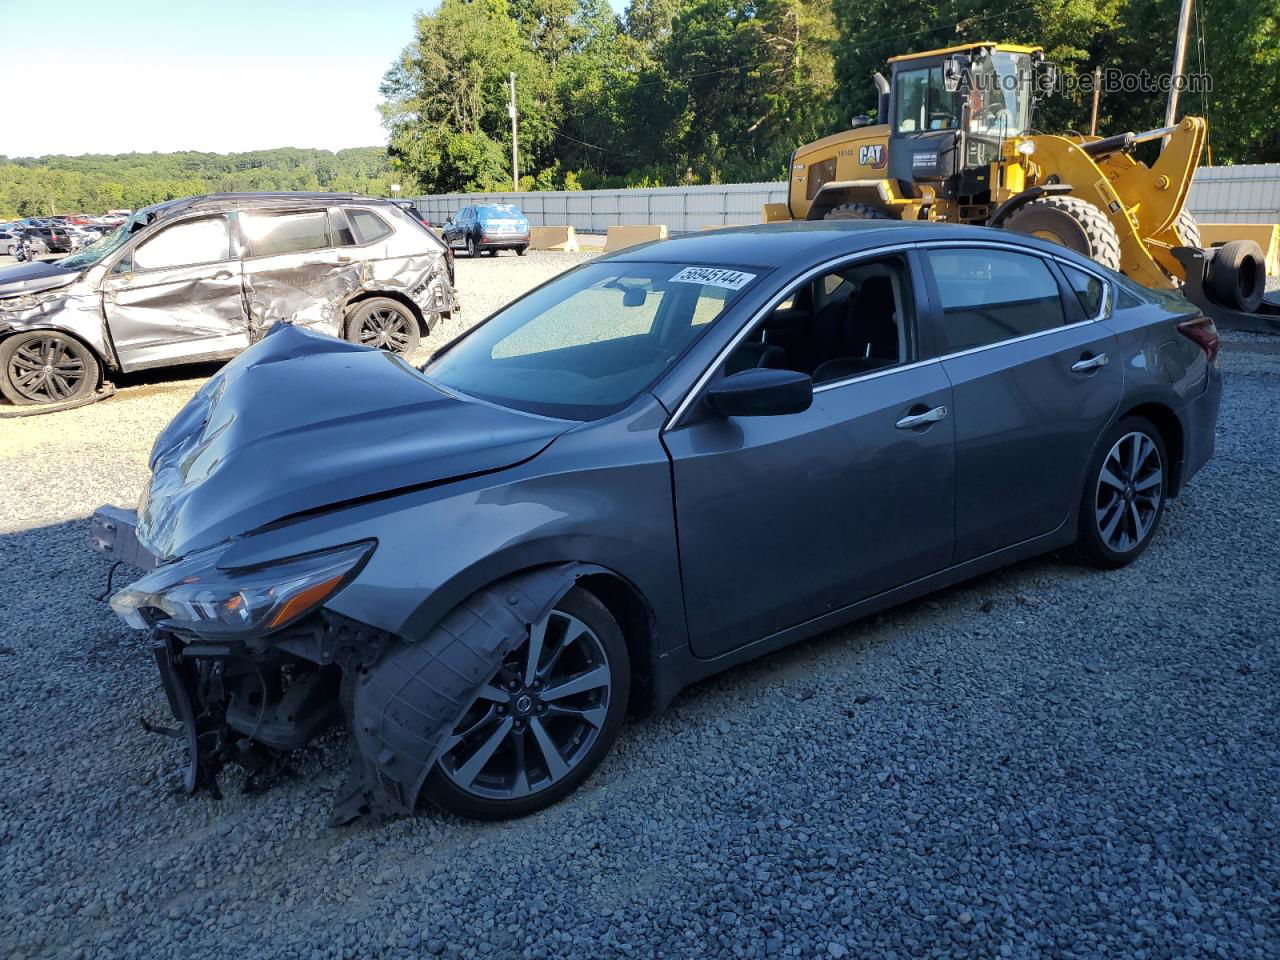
[
  {"left": 823, "top": 203, "right": 891, "bottom": 221},
  {"left": 1003, "top": 196, "right": 1122, "bottom": 271},
  {"left": 1208, "top": 239, "right": 1266, "bottom": 313},
  {"left": 1174, "top": 209, "right": 1201, "bottom": 248}
]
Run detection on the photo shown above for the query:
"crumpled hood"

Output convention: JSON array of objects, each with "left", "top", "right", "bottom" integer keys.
[
  {"left": 139, "top": 323, "right": 571, "bottom": 560},
  {"left": 0, "top": 260, "right": 82, "bottom": 300}
]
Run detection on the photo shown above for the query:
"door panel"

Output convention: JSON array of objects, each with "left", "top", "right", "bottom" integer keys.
[
  {"left": 102, "top": 260, "right": 247, "bottom": 372},
  {"left": 941, "top": 323, "right": 1121, "bottom": 560},
  {"left": 665, "top": 362, "right": 955, "bottom": 659}
]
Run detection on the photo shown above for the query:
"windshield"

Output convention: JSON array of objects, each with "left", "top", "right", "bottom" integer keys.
[
  {"left": 56, "top": 209, "right": 151, "bottom": 270},
  {"left": 425, "top": 261, "right": 761, "bottom": 419},
  {"left": 968, "top": 52, "right": 1032, "bottom": 137}
]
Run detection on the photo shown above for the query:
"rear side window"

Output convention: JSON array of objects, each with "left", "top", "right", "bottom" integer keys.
[
  {"left": 131, "top": 216, "right": 231, "bottom": 271},
  {"left": 1060, "top": 263, "right": 1107, "bottom": 318},
  {"left": 927, "top": 248, "right": 1065, "bottom": 353},
  {"left": 329, "top": 208, "right": 355, "bottom": 246},
  {"left": 347, "top": 209, "right": 392, "bottom": 244},
  {"left": 243, "top": 211, "right": 330, "bottom": 257}
]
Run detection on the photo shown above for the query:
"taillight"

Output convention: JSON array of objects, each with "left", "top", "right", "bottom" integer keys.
[{"left": 1177, "top": 317, "right": 1220, "bottom": 364}]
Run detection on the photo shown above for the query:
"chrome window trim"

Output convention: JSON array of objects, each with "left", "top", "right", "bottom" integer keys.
[
  {"left": 664, "top": 237, "right": 1117, "bottom": 429},
  {"left": 664, "top": 243, "right": 916, "bottom": 429}
]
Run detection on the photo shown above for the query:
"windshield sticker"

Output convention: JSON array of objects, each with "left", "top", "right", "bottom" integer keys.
[{"left": 670, "top": 267, "right": 757, "bottom": 290}]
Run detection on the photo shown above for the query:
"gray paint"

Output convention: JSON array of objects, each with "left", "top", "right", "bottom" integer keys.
[{"left": 96, "top": 221, "right": 1223, "bottom": 818}]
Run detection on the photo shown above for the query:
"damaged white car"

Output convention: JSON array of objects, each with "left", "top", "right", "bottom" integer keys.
[{"left": 0, "top": 192, "right": 456, "bottom": 408}]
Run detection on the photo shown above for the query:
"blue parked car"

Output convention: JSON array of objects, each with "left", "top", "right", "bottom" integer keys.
[{"left": 442, "top": 203, "right": 531, "bottom": 257}]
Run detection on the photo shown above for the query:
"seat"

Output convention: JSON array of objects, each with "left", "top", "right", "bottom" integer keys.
[
  {"left": 812, "top": 275, "right": 900, "bottom": 383},
  {"left": 725, "top": 340, "right": 786, "bottom": 376}
]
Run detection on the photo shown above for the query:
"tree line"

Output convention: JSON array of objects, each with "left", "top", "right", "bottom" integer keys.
[
  {"left": 0, "top": 148, "right": 404, "bottom": 219},
  {"left": 380, "top": 0, "right": 1279, "bottom": 193}
]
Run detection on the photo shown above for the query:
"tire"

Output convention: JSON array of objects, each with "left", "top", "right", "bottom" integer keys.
[
  {"left": 0, "top": 331, "right": 100, "bottom": 406},
  {"left": 343, "top": 297, "right": 421, "bottom": 355},
  {"left": 1208, "top": 239, "right": 1266, "bottom": 313},
  {"left": 823, "top": 203, "right": 891, "bottom": 221},
  {"left": 1003, "top": 196, "right": 1122, "bottom": 271},
  {"left": 466, "top": 236, "right": 477, "bottom": 258},
  {"left": 1071, "top": 416, "right": 1168, "bottom": 569},
  {"left": 1174, "top": 209, "right": 1201, "bottom": 248},
  {"left": 423, "top": 586, "right": 630, "bottom": 820},
  {"left": 517, "top": 246, "right": 528, "bottom": 256}
]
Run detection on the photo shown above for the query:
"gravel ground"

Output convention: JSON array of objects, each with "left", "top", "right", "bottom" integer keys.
[{"left": 0, "top": 252, "right": 1278, "bottom": 959}]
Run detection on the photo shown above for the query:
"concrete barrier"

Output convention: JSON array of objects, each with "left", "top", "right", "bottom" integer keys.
[
  {"left": 529, "top": 225, "right": 580, "bottom": 252},
  {"left": 603, "top": 224, "right": 668, "bottom": 251},
  {"left": 1199, "top": 223, "right": 1280, "bottom": 276}
]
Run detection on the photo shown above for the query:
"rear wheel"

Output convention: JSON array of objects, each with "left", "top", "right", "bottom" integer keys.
[
  {"left": 0, "top": 331, "right": 99, "bottom": 406},
  {"left": 1072, "top": 417, "right": 1167, "bottom": 568},
  {"left": 465, "top": 236, "right": 477, "bottom": 258},
  {"left": 517, "top": 246, "right": 528, "bottom": 256},
  {"left": 823, "top": 203, "right": 890, "bottom": 221},
  {"left": 344, "top": 297, "right": 420, "bottom": 355},
  {"left": 1174, "top": 208, "right": 1201, "bottom": 248},
  {"left": 423, "top": 587, "right": 629, "bottom": 820},
  {"left": 1004, "top": 196, "right": 1122, "bottom": 271}
]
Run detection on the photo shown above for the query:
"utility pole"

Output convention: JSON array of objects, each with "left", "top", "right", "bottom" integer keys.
[
  {"left": 1089, "top": 66, "right": 1102, "bottom": 135},
  {"left": 508, "top": 72, "right": 519, "bottom": 192},
  {"left": 1163, "top": 0, "right": 1194, "bottom": 148}
]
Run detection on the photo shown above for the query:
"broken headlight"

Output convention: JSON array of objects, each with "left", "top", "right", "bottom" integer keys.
[{"left": 110, "top": 541, "right": 374, "bottom": 638}]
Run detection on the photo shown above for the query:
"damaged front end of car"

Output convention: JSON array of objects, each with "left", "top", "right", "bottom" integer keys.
[{"left": 97, "top": 518, "right": 587, "bottom": 823}]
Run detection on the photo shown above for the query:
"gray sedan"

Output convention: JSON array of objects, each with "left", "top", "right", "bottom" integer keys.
[{"left": 94, "top": 221, "right": 1221, "bottom": 822}]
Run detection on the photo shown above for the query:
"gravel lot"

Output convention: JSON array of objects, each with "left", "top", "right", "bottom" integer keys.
[{"left": 1, "top": 250, "right": 1278, "bottom": 959}]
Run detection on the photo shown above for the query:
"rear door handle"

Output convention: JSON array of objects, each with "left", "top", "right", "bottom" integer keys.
[
  {"left": 211, "top": 270, "right": 233, "bottom": 280},
  {"left": 1071, "top": 352, "right": 1109, "bottom": 373},
  {"left": 895, "top": 405, "right": 948, "bottom": 430}
]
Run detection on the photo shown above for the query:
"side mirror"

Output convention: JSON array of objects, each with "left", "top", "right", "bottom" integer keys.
[
  {"left": 704, "top": 367, "right": 813, "bottom": 418},
  {"left": 943, "top": 55, "right": 967, "bottom": 93},
  {"left": 850, "top": 115, "right": 874, "bottom": 129},
  {"left": 445, "top": 216, "right": 454, "bottom": 225}
]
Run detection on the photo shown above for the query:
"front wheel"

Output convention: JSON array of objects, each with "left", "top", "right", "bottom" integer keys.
[
  {"left": 423, "top": 587, "right": 630, "bottom": 820},
  {"left": 823, "top": 202, "right": 890, "bottom": 221},
  {"left": 1004, "top": 196, "right": 1122, "bottom": 272},
  {"left": 344, "top": 297, "right": 421, "bottom": 355},
  {"left": 1071, "top": 417, "right": 1168, "bottom": 568},
  {"left": 0, "top": 331, "right": 100, "bottom": 405}
]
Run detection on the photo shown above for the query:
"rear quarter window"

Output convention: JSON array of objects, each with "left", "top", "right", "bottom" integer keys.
[{"left": 346, "top": 209, "right": 393, "bottom": 245}]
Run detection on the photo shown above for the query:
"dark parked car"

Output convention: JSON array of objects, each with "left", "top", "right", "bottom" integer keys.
[
  {"left": 0, "top": 192, "right": 456, "bottom": 406},
  {"left": 93, "top": 222, "right": 1220, "bottom": 823},
  {"left": 443, "top": 203, "right": 531, "bottom": 257},
  {"left": 15, "top": 223, "right": 72, "bottom": 253}
]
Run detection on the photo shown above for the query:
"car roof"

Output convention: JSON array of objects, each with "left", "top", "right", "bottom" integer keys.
[
  {"left": 135, "top": 192, "right": 391, "bottom": 221},
  {"left": 603, "top": 220, "right": 1108, "bottom": 272}
]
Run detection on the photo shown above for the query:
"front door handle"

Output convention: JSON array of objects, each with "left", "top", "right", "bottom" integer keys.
[
  {"left": 211, "top": 270, "right": 233, "bottom": 280},
  {"left": 1071, "top": 352, "right": 1109, "bottom": 373},
  {"left": 895, "top": 405, "right": 948, "bottom": 430}
]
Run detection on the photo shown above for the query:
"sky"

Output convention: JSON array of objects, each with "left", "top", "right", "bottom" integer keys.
[{"left": 2, "top": 0, "right": 628, "bottom": 158}]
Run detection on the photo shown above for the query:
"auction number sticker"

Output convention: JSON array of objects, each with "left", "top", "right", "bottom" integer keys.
[{"left": 670, "top": 266, "right": 757, "bottom": 290}]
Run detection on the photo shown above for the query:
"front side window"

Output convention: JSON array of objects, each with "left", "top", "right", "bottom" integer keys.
[
  {"left": 131, "top": 216, "right": 231, "bottom": 271},
  {"left": 894, "top": 66, "right": 959, "bottom": 133},
  {"left": 926, "top": 248, "right": 1066, "bottom": 352},
  {"left": 242, "top": 210, "right": 330, "bottom": 257},
  {"left": 426, "top": 262, "right": 759, "bottom": 419},
  {"left": 967, "top": 52, "right": 1033, "bottom": 137},
  {"left": 725, "top": 256, "right": 913, "bottom": 383}
]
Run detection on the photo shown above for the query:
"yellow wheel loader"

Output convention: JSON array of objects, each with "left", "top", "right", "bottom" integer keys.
[{"left": 766, "top": 42, "right": 1277, "bottom": 332}]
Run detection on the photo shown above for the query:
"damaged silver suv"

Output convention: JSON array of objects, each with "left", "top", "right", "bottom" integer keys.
[{"left": 0, "top": 193, "right": 455, "bottom": 407}]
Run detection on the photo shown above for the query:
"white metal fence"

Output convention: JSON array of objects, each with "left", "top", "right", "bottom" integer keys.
[{"left": 412, "top": 164, "right": 1279, "bottom": 231}]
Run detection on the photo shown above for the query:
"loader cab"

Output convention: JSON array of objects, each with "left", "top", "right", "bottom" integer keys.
[{"left": 887, "top": 43, "right": 1039, "bottom": 203}]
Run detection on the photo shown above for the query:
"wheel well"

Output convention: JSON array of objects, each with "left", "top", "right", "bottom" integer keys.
[
  {"left": 576, "top": 572, "right": 659, "bottom": 717},
  {"left": 343, "top": 290, "right": 429, "bottom": 336},
  {"left": 1121, "top": 402, "right": 1185, "bottom": 496},
  {"left": 0, "top": 327, "right": 108, "bottom": 384}
]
